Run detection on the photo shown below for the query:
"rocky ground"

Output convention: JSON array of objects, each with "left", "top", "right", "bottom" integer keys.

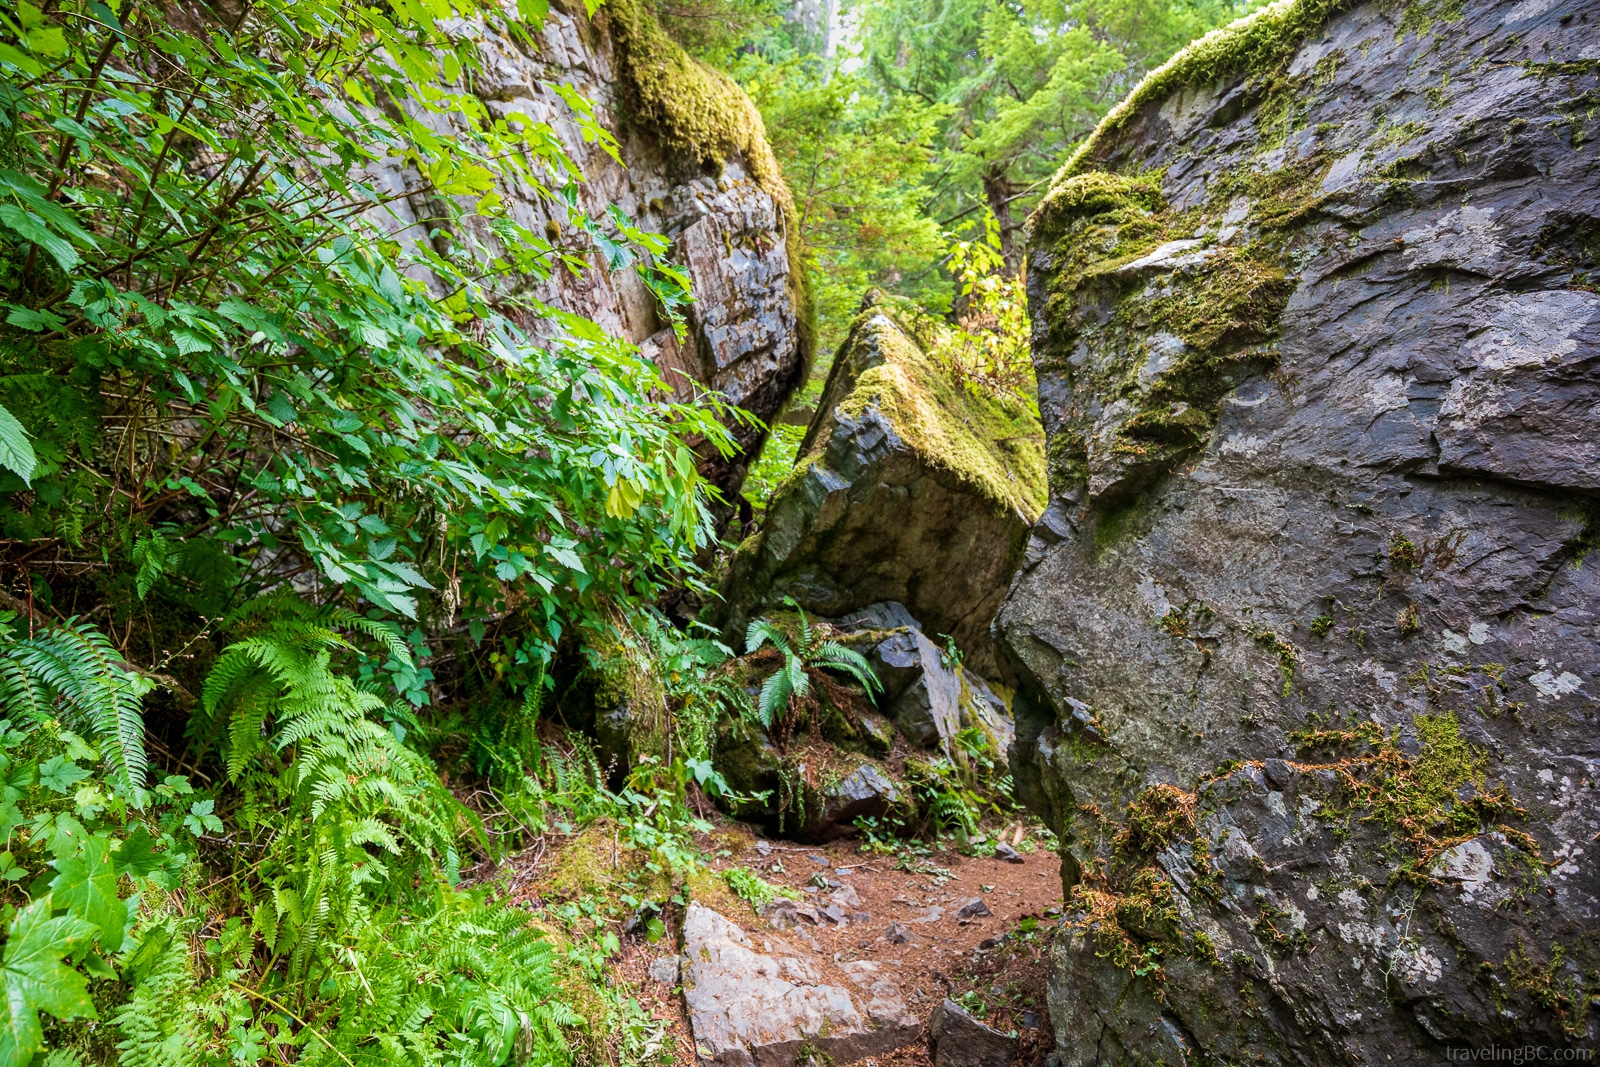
[{"left": 504, "top": 813, "right": 1065, "bottom": 1066}]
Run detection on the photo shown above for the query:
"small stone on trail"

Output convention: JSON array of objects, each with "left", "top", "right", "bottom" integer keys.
[
  {"left": 648, "top": 956, "right": 679, "bottom": 984},
  {"left": 955, "top": 897, "right": 991, "bottom": 919},
  {"left": 927, "top": 998, "right": 1017, "bottom": 1067},
  {"left": 915, "top": 905, "right": 944, "bottom": 923},
  {"left": 977, "top": 934, "right": 1004, "bottom": 950},
  {"left": 807, "top": 853, "right": 830, "bottom": 866},
  {"left": 887, "top": 922, "right": 913, "bottom": 944},
  {"left": 993, "top": 842, "right": 1024, "bottom": 864},
  {"left": 853, "top": 910, "right": 872, "bottom": 923}
]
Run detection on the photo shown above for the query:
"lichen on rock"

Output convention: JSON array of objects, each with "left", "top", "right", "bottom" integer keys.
[{"left": 1000, "top": 0, "right": 1600, "bottom": 1060}]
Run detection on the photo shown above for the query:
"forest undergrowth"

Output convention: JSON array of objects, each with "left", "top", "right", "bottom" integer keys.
[{"left": 0, "top": 0, "right": 1255, "bottom": 1059}]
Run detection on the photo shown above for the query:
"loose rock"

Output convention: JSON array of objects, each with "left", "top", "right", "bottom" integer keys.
[
  {"left": 927, "top": 998, "right": 1017, "bottom": 1067},
  {"left": 954, "top": 897, "right": 991, "bottom": 920},
  {"left": 993, "top": 842, "right": 1024, "bottom": 864}
]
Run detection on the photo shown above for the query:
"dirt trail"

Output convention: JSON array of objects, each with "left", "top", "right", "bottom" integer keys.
[{"left": 609, "top": 825, "right": 1066, "bottom": 1065}]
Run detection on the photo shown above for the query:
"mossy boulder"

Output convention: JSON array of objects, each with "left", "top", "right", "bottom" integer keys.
[
  {"left": 712, "top": 296, "right": 1046, "bottom": 675},
  {"left": 1001, "top": 0, "right": 1600, "bottom": 1061}
]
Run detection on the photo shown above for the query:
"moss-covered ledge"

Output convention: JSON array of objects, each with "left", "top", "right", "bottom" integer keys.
[
  {"left": 600, "top": 0, "right": 816, "bottom": 372},
  {"left": 711, "top": 297, "right": 1045, "bottom": 671}
]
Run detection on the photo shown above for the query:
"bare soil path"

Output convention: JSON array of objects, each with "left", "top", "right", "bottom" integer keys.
[{"left": 606, "top": 822, "right": 1066, "bottom": 1066}]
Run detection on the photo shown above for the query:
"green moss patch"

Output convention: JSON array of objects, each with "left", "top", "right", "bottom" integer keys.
[
  {"left": 810, "top": 309, "right": 1047, "bottom": 519},
  {"left": 1053, "top": 0, "right": 1356, "bottom": 181},
  {"left": 604, "top": 0, "right": 816, "bottom": 373}
]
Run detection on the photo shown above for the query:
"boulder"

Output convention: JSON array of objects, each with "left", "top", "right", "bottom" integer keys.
[
  {"left": 927, "top": 999, "right": 1016, "bottom": 1067},
  {"left": 680, "top": 902, "right": 920, "bottom": 1067},
  {"left": 374, "top": 0, "right": 809, "bottom": 513},
  {"left": 1001, "top": 0, "right": 1600, "bottom": 1061},
  {"left": 834, "top": 606, "right": 1017, "bottom": 755},
  {"left": 713, "top": 297, "right": 1046, "bottom": 674}
]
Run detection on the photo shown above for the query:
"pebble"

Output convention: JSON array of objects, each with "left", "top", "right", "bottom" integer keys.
[
  {"left": 886, "top": 922, "right": 913, "bottom": 944},
  {"left": 993, "top": 842, "right": 1025, "bottom": 864},
  {"left": 955, "top": 897, "right": 992, "bottom": 919}
]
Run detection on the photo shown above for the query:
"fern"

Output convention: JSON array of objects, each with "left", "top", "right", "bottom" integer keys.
[
  {"left": 113, "top": 920, "right": 203, "bottom": 1067},
  {"left": 745, "top": 598, "right": 881, "bottom": 729},
  {"left": 0, "top": 618, "right": 149, "bottom": 787}
]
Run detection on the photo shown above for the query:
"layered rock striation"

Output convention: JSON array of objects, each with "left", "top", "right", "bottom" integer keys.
[
  {"left": 375, "top": 0, "right": 810, "bottom": 506},
  {"left": 999, "top": 0, "right": 1600, "bottom": 1060}
]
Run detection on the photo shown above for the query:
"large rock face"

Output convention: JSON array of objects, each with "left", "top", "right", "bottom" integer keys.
[
  {"left": 715, "top": 299, "right": 1046, "bottom": 672},
  {"left": 376, "top": 0, "right": 810, "bottom": 505},
  {"left": 999, "top": 0, "right": 1600, "bottom": 1061}
]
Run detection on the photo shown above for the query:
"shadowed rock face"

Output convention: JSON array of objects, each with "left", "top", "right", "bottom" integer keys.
[
  {"left": 998, "top": 0, "right": 1600, "bottom": 1062},
  {"left": 372, "top": 4, "right": 805, "bottom": 507}
]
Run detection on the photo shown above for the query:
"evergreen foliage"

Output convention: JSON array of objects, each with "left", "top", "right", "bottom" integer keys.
[{"left": 745, "top": 598, "right": 880, "bottom": 730}]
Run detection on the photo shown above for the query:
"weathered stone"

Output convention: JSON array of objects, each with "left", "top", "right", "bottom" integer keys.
[
  {"left": 713, "top": 720, "right": 901, "bottom": 841},
  {"left": 1002, "top": 0, "right": 1600, "bottom": 1061},
  {"left": 954, "top": 897, "right": 991, "bottom": 920},
  {"left": 373, "top": 3, "right": 807, "bottom": 515},
  {"left": 994, "top": 842, "right": 1025, "bottom": 864},
  {"left": 804, "top": 765, "right": 900, "bottom": 841},
  {"left": 835, "top": 615, "right": 1016, "bottom": 754},
  {"left": 713, "top": 297, "right": 1046, "bottom": 675},
  {"left": 886, "top": 922, "right": 913, "bottom": 944},
  {"left": 649, "top": 955, "right": 680, "bottom": 984},
  {"left": 888, "top": 647, "right": 963, "bottom": 749},
  {"left": 681, "top": 903, "right": 920, "bottom": 1067},
  {"left": 927, "top": 999, "right": 1017, "bottom": 1067}
]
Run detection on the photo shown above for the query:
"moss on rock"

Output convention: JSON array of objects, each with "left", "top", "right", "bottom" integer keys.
[
  {"left": 603, "top": 0, "right": 816, "bottom": 372},
  {"left": 806, "top": 304, "right": 1047, "bottom": 520},
  {"left": 1054, "top": 0, "right": 1357, "bottom": 181}
]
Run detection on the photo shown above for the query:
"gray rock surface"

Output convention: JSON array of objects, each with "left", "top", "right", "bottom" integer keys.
[
  {"left": 681, "top": 902, "right": 920, "bottom": 1066},
  {"left": 1000, "top": 0, "right": 1600, "bottom": 1062},
  {"left": 373, "top": 4, "right": 805, "bottom": 509},
  {"left": 927, "top": 998, "right": 1017, "bottom": 1067},
  {"left": 836, "top": 609, "right": 1017, "bottom": 754},
  {"left": 714, "top": 301, "right": 1045, "bottom": 674}
]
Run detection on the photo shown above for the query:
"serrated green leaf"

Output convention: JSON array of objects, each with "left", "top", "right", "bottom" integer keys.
[
  {"left": 38, "top": 757, "right": 90, "bottom": 795},
  {"left": 0, "top": 897, "right": 98, "bottom": 1065},
  {"left": 0, "top": 204, "right": 78, "bottom": 271},
  {"left": 0, "top": 401, "right": 37, "bottom": 487},
  {"left": 50, "top": 835, "right": 125, "bottom": 951},
  {"left": 111, "top": 824, "right": 163, "bottom": 878}
]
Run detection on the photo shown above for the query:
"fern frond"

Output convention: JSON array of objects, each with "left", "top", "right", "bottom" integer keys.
[
  {"left": 2, "top": 620, "right": 149, "bottom": 787},
  {"left": 756, "top": 670, "right": 791, "bottom": 729},
  {"left": 744, "top": 618, "right": 782, "bottom": 655},
  {"left": 814, "top": 641, "right": 881, "bottom": 694}
]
